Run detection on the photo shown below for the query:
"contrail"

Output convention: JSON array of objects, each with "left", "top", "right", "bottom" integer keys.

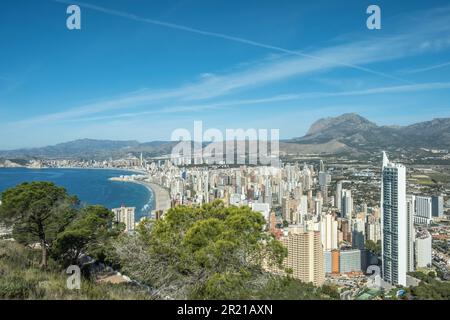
[
  {"left": 55, "top": 0, "right": 412, "bottom": 84},
  {"left": 405, "top": 61, "right": 450, "bottom": 74}
]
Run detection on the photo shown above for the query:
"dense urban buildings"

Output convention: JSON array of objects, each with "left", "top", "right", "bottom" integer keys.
[{"left": 4, "top": 147, "right": 448, "bottom": 298}]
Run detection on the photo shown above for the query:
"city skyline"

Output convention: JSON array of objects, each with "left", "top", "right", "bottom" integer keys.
[
  {"left": 1, "top": 0, "right": 449, "bottom": 304},
  {"left": 1, "top": 0, "right": 450, "bottom": 149}
]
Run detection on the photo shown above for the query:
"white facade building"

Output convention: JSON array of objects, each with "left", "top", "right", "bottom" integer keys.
[
  {"left": 342, "top": 189, "right": 353, "bottom": 219},
  {"left": 112, "top": 206, "right": 136, "bottom": 232},
  {"left": 319, "top": 214, "right": 338, "bottom": 251},
  {"left": 406, "top": 195, "right": 416, "bottom": 272},
  {"left": 381, "top": 152, "right": 407, "bottom": 286},
  {"left": 415, "top": 196, "right": 433, "bottom": 225},
  {"left": 251, "top": 202, "right": 271, "bottom": 223},
  {"left": 415, "top": 231, "right": 432, "bottom": 269}
]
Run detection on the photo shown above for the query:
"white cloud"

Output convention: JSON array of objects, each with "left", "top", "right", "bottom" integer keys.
[{"left": 12, "top": 2, "right": 450, "bottom": 127}]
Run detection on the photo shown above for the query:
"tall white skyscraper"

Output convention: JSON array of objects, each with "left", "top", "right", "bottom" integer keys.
[
  {"left": 298, "top": 195, "right": 308, "bottom": 224},
  {"left": 320, "top": 214, "right": 338, "bottom": 251},
  {"left": 381, "top": 152, "right": 407, "bottom": 286},
  {"left": 342, "top": 189, "right": 353, "bottom": 219},
  {"left": 319, "top": 159, "right": 325, "bottom": 172},
  {"left": 314, "top": 198, "right": 323, "bottom": 216},
  {"left": 335, "top": 181, "right": 342, "bottom": 212}
]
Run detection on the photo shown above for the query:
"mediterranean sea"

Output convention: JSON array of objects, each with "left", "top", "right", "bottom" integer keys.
[{"left": 0, "top": 168, "right": 154, "bottom": 221}]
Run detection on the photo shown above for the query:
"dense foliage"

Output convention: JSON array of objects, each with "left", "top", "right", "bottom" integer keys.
[
  {"left": 365, "top": 240, "right": 381, "bottom": 256},
  {"left": 0, "top": 182, "right": 121, "bottom": 268},
  {"left": 0, "top": 182, "right": 79, "bottom": 267},
  {"left": 52, "top": 205, "right": 123, "bottom": 267},
  {"left": 111, "top": 200, "right": 339, "bottom": 300},
  {"left": 0, "top": 183, "right": 340, "bottom": 300},
  {"left": 407, "top": 271, "right": 450, "bottom": 300}
]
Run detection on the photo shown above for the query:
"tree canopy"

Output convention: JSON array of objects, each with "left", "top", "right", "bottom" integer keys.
[
  {"left": 0, "top": 182, "right": 78, "bottom": 267},
  {"left": 52, "top": 205, "right": 123, "bottom": 267},
  {"left": 407, "top": 271, "right": 450, "bottom": 300},
  {"left": 112, "top": 200, "right": 338, "bottom": 300}
]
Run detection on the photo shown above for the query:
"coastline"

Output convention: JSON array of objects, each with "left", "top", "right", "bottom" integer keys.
[
  {"left": 0, "top": 166, "right": 171, "bottom": 214},
  {"left": 31, "top": 166, "right": 148, "bottom": 175},
  {"left": 0, "top": 166, "right": 147, "bottom": 176},
  {"left": 117, "top": 179, "right": 171, "bottom": 213}
]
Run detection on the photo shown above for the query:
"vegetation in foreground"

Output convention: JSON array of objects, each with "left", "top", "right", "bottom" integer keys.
[
  {"left": 0, "top": 241, "right": 150, "bottom": 300},
  {"left": 0, "top": 182, "right": 339, "bottom": 300},
  {"left": 1, "top": 181, "right": 449, "bottom": 300},
  {"left": 406, "top": 271, "right": 450, "bottom": 300},
  {"left": 110, "top": 200, "right": 340, "bottom": 300}
]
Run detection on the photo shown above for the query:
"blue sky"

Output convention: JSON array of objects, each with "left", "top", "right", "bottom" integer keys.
[{"left": 1, "top": 0, "right": 450, "bottom": 149}]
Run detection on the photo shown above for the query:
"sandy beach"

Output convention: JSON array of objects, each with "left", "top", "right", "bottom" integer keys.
[{"left": 126, "top": 180, "right": 171, "bottom": 213}]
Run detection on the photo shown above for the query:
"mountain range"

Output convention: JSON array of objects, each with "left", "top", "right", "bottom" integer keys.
[
  {"left": 286, "top": 113, "right": 450, "bottom": 152},
  {"left": 1, "top": 113, "right": 449, "bottom": 160}
]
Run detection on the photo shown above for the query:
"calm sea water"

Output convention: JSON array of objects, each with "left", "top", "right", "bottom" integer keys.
[{"left": 0, "top": 168, "right": 153, "bottom": 221}]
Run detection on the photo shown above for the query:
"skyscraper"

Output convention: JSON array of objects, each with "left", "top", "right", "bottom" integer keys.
[
  {"left": 112, "top": 206, "right": 136, "bottom": 233},
  {"left": 319, "top": 159, "right": 325, "bottom": 173},
  {"left": 335, "top": 181, "right": 342, "bottom": 212},
  {"left": 415, "top": 230, "right": 432, "bottom": 269},
  {"left": 406, "top": 195, "right": 416, "bottom": 272},
  {"left": 320, "top": 214, "right": 338, "bottom": 251},
  {"left": 415, "top": 196, "right": 433, "bottom": 225},
  {"left": 281, "top": 227, "right": 325, "bottom": 286},
  {"left": 352, "top": 217, "right": 365, "bottom": 250},
  {"left": 314, "top": 198, "right": 323, "bottom": 216},
  {"left": 318, "top": 172, "right": 331, "bottom": 187},
  {"left": 342, "top": 189, "right": 353, "bottom": 219},
  {"left": 298, "top": 195, "right": 308, "bottom": 224},
  {"left": 381, "top": 152, "right": 407, "bottom": 286},
  {"left": 432, "top": 195, "right": 444, "bottom": 218}
]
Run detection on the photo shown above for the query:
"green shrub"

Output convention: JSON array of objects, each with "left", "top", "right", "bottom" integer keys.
[{"left": 0, "top": 275, "right": 33, "bottom": 299}]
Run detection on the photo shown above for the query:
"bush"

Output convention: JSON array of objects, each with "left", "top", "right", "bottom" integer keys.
[
  {"left": 0, "top": 275, "right": 34, "bottom": 299},
  {"left": 0, "top": 241, "right": 150, "bottom": 300}
]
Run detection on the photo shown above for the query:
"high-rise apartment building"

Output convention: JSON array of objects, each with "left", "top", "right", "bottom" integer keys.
[
  {"left": 281, "top": 227, "right": 325, "bottom": 286},
  {"left": 432, "top": 195, "right": 444, "bottom": 218},
  {"left": 339, "top": 249, "right": 362, "bottom": 274},
  {"left": 415, "top": 230, "right": 432, "bottom": 269},
  {"left": 320, "top": 214, "right": 338, "bottom": 251},
  {"left": 415, "top": 196, "right": 433, "bottom": 225},
  {"left": 335, "top": 181, "right": 342, "bottom": 212},
  {"left": 318, "top": 172, "right": 331, "bottom": 187},
  {"left": 112, "top": 206, "right": 136, "bottom": 232},
  {"left": 342, "top": 189, "right": 353, "bottom": 219},
  {"left": 406, "top": 195, "right": 416, "bottom": 272},
  {"left": 381, "top": 152, "right": 407, "bottom": 286},
  {"left": 298, "top": 195, "right": 308, "bottom": 225},
  {"left": 352, "top": 217, "right": 365, "bottom": 250},
  {"left": 314, "top": 198, "right": 323, "bottom": 216}
]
